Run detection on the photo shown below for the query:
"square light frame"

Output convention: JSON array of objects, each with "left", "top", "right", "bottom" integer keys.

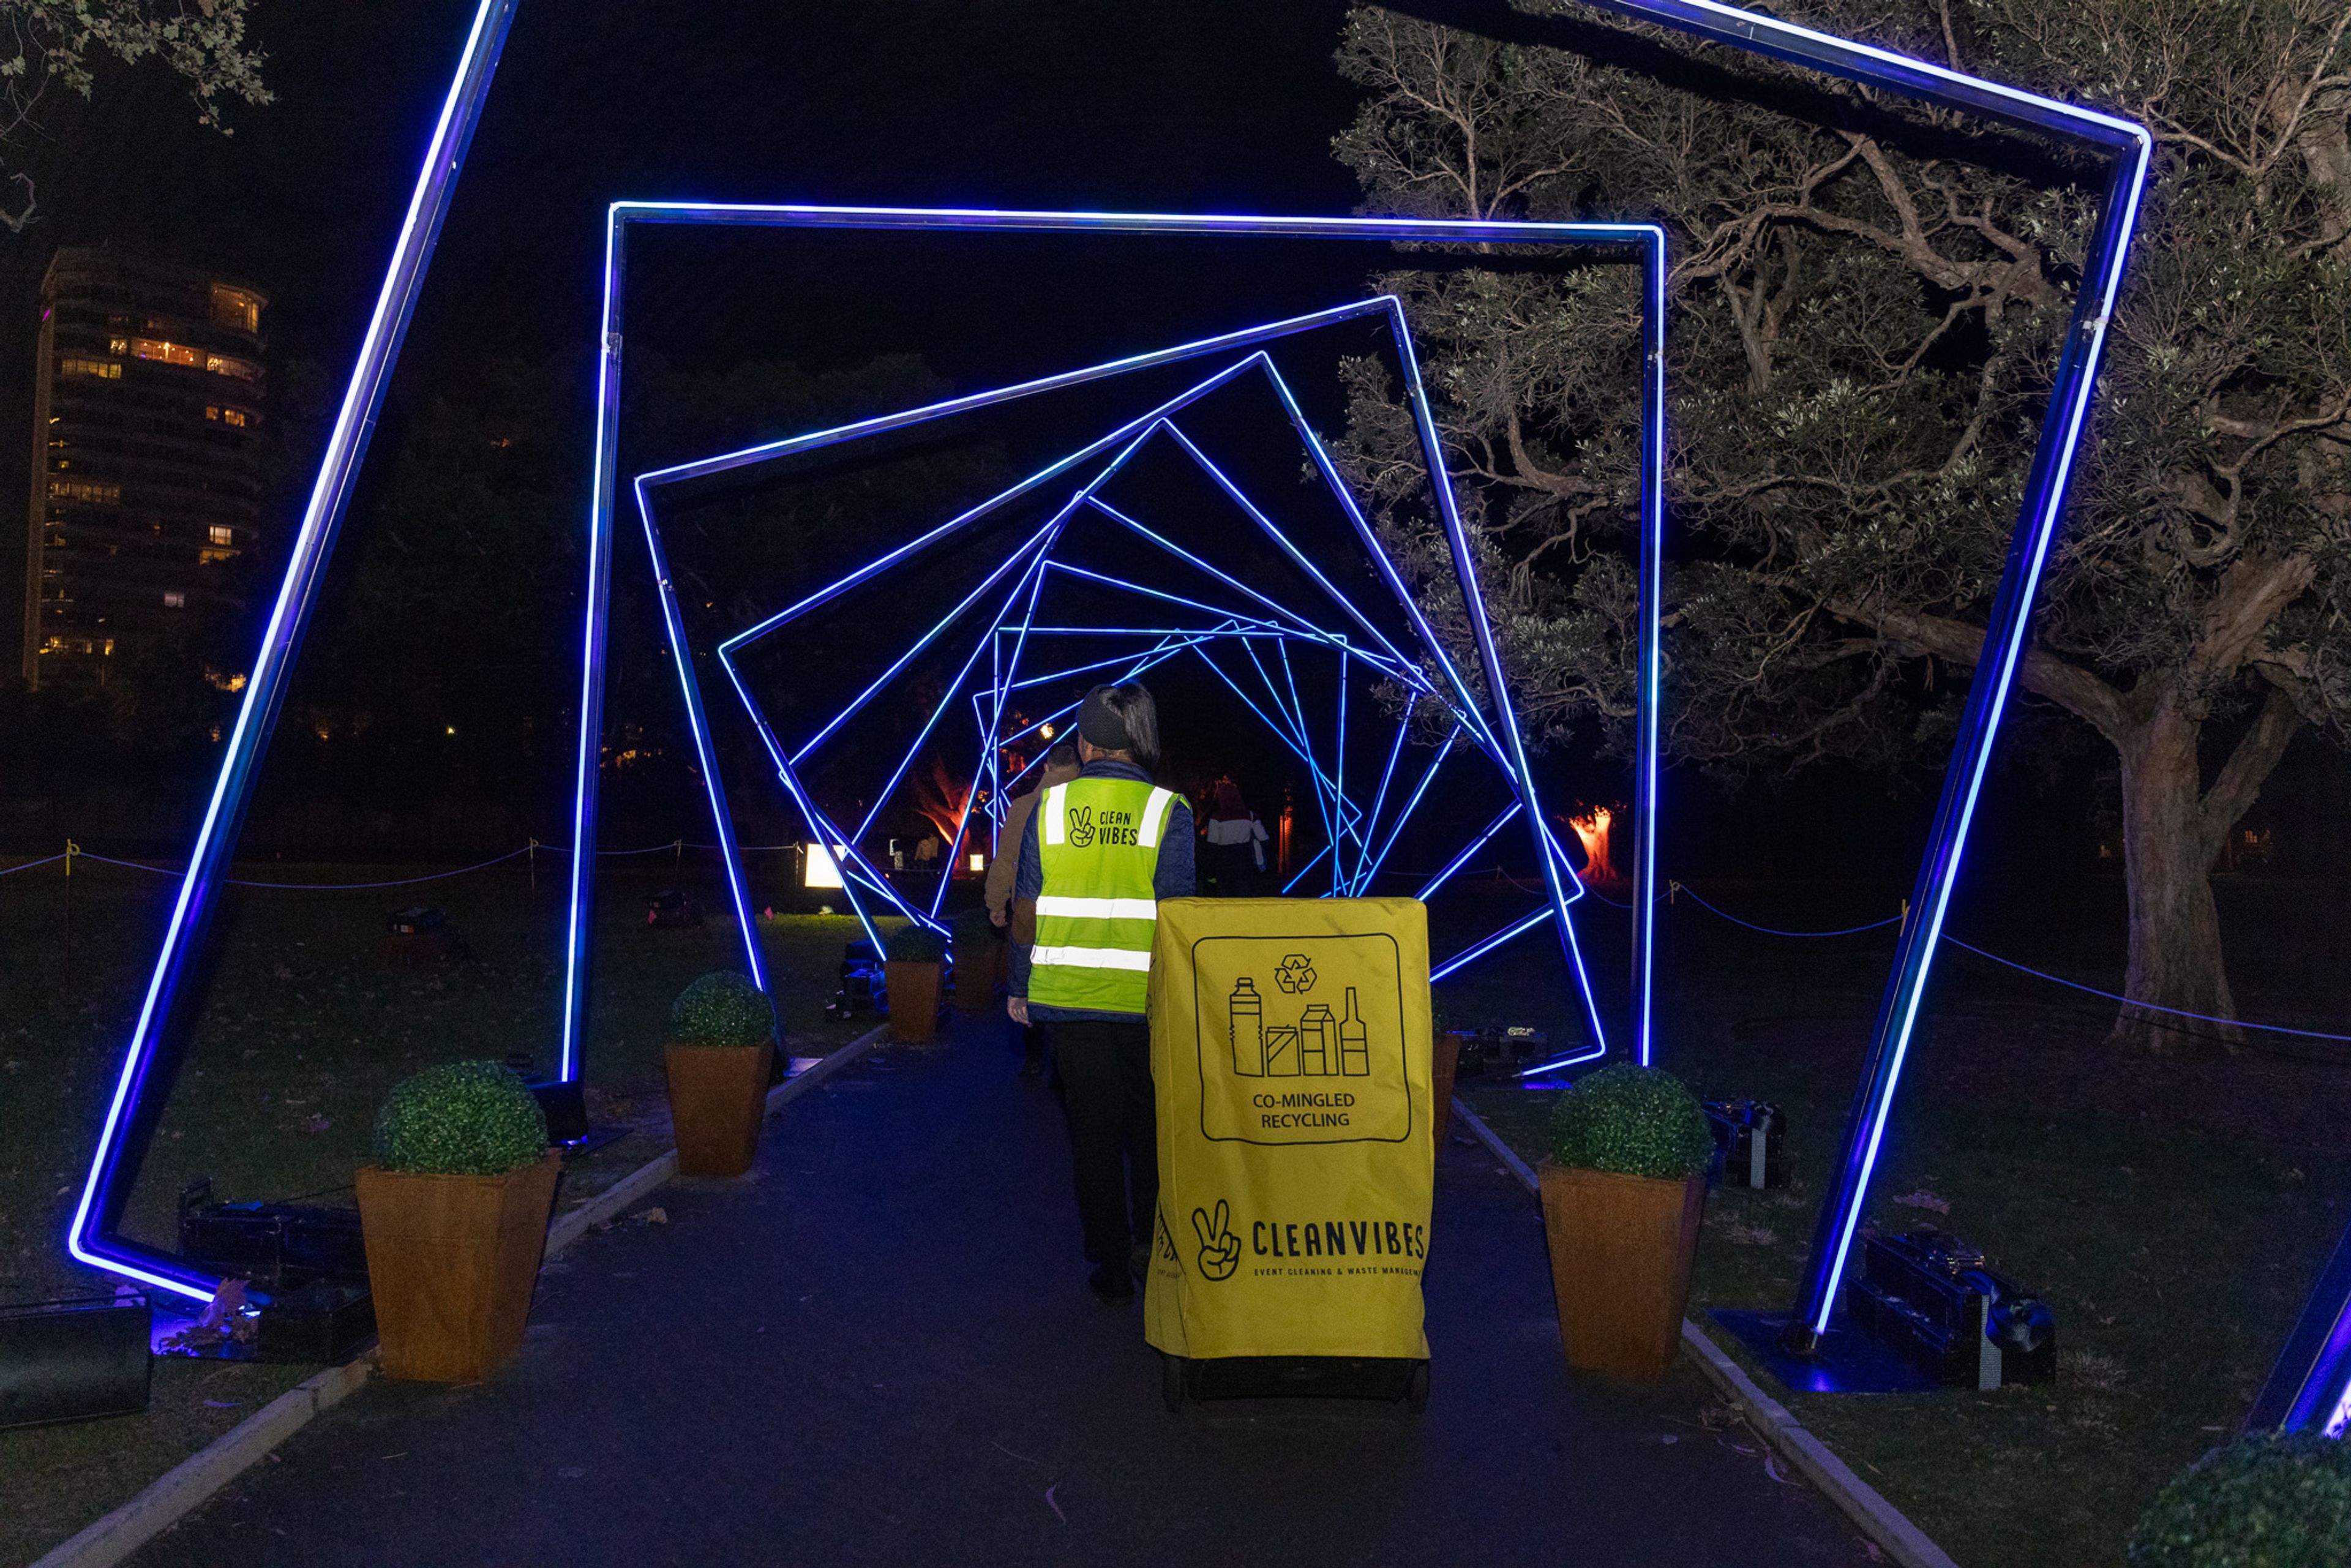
[
  {"left": 70, "top": 0, "right": 2153, "bottom": 1370},
  {"left": 617, "top": 283, "right": 1653, "bottom": 1061}
]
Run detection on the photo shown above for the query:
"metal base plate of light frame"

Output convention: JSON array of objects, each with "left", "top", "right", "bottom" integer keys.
[{"left": 1709, "top": 1308, "right": 1941, "bottom": 1397}]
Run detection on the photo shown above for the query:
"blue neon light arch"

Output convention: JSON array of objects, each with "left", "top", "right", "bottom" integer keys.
[
  {"left": 639, "top": 323, "right": 1619, "bottom": 1049},
  {"left": 67, "top": 0, "right": 2162, "bottom": 1386}
]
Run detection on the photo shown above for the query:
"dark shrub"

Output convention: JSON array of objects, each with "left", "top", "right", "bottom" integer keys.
[
  {"left": 669, "top": 972, "right": 773, "bottom": 1048},
  {"left": 886, "top": 923, "right": 948, "bottom": 963},
  {"left": 2127, "top": 1432, "right": 2351, "bottom": 1567},
  {"left": 1548, "top": 1063, "right": 1713, "bottom": 1180},
  {"left": 373, "top": 1061, "right": 547, "bottom": 1176}
]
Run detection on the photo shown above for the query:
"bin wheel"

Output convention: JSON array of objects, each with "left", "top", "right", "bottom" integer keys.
[
  {"left": 1404, "top": 1360, "right": 1430, "bottom": 1414},
  {"left": 1161, "top": 1354, "right": 1188, "bottom": 1412}
]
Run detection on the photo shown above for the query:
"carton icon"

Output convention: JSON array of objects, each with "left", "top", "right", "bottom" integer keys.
[
  {"left": 1299, "top": 1003, "right": 1334, "bottom": 1074},
  {"left": 1228, "top": 976, "right": 1372, "bottom": 1080}
]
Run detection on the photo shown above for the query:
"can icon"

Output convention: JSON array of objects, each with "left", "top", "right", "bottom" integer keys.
[{"left": 1229, "top": 977, "right": 1264, "bottom": 1076}]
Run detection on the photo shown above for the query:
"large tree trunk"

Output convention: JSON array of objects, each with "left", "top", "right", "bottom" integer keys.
[
  {"left": 2113, "top": 710, "right": 2238, "bottom": 1049},
  {"left": 2107, "top": 684, "right": 2303, "bottom": 1049}
]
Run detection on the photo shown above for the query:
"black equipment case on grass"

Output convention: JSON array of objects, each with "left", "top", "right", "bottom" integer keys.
[
  {"left": 825, "top": 939, "right": 887, "bottom": 1019},
  {"left": 1848, "top": 1229, "right": 2057, "bottom": 1389},
  {"left": 1703, "top": 1098, "right": 1788, "bottom": 1189},
  {"left": 0, "top": 1293, "right": 151, "bottom": 1429},
  {"left": 179, "top": 1178, "right": 379, "bottom": 1364},
  {"left": 179, "top": 1178, "right": 367, "bottom": 1289}
]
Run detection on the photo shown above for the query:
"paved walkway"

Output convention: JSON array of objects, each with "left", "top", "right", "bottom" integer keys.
[{"left": 133, "top": 1021, "right": 1873, "bottom": 1566}]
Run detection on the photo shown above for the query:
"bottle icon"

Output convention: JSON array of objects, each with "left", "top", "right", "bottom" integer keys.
[
  {"left": 1339, "top": 988, "right": 1368, "bottom": 1076},
  {"left": 1230, "top": 977, "right": 1264, "bottom": 1076}
]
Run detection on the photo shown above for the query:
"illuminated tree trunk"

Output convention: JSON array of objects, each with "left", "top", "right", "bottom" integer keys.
[
  {"left": 2109, "top": 686, "right": 2303, "bottom": 1051},
  {"left": 2113, "top": 710, "right": 2235, "bottom": 1049}
]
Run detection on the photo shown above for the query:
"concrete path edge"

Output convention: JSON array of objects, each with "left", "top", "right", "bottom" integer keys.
[
  {"left": 1449, "top": 1097, "right": 1959, "bottom": 1568},
  {"left": 26, "top": 1022, "right": 891, "bottom": 1568}
]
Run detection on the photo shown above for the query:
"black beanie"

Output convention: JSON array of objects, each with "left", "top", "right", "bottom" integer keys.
[{"left": 1077, "top": 686, "right": 1132, "bottom": 752}]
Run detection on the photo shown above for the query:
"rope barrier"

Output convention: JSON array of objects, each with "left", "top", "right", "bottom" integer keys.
[
  {"left": 1941, "top": 936, "right": 2351, "bottom": 1045},
  {"left": 1671, "top": 883, "right": 1906, "bottom": 937},
  {"left": 71, "top": 847, "right": 536, "bottom": 890},
  {"left": 1673, "top": 881, "right": 2351, "bottom": 1045},
  {"left": 23, "top": 831, "right": 2349, "bottom": 1045}
]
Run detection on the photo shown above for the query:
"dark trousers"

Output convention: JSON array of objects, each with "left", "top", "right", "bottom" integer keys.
[
  {"left": 1204, "top": 840, "right": 1260, "bottom": 896},
  {"left": 1049, "top": 1018, "right": 1157, "bottom": 1267}
]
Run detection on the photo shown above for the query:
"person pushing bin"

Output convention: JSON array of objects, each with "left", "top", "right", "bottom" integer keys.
[{"left": 1007, "top": 683, "right": 1194, "bottom": 1303}]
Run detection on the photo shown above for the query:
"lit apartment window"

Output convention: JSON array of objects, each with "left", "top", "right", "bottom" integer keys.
[
  {"left": 108, "top": 336, "right": 128, "bottom": 355},
  {"left": 60, "top": 356, "right": 122, "bottom": 380},
  {"left": 204, "top": 353, "right": 260, "bottom": 382},
  {"left": 48, "top": 479, "right": 121, "bottom": 505},
  {"left": 209, "top": 525, "right": 234, "bottom": 546},
  {"left": 210, "top": 285, "right": 261, "bottom": 332},
  {"left": 204, "top": 405, "right": 251, "bottom": 428},
  {"left": 199, "top": 549, "right": 236, "bottom": 565},
  {"left": 132, "top": 337, "right": 200, "bottom": 367},
  {"left": 163, "top": 591, "right": 186, "bottom": 608}
]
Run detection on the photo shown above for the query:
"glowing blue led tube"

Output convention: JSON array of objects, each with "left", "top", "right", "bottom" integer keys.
[
  {"left": 1414, "top": 802, "right": 1523, "bottom": 903},
  {"left": 1082, "top": 495, "right": 1430, "bottom": 691},
  {"left": 69, "top": 0, "right": 520, "bottom": 1303},
  {"left": 1351, "top": 711, "right": 1414, "bottom": 895},
  {"left": 585, "top": 209, "right": 1668, "bottom": 1108},
  {"left": 2249, "top": 1217, "right": 2351, "bottom": 1436},
  {"left": 631, "top": 478, "right": 771, "bottom": 1009},
  {"left": 1359, "top": 726, "right": 1459, "bottom": 891}
]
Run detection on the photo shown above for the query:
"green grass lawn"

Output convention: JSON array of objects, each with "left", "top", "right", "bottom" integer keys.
[
  {"left": 0, "top": 852, "right": 925, "bottom": 1564},
  {"left": 2, "top": 860, "right": 2342, "bottom": 1565},
  {"left": 1442, "top": 877, "right": 2351, "bottom": 1567}
]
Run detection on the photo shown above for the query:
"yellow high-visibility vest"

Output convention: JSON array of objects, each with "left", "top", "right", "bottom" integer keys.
[{"left": 1030, "top": 776, "right": 1179, "bottom": 1014}]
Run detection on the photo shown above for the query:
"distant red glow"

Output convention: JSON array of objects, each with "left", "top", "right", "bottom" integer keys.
[
  {"left": 908, "top": 753, "right": 973, "bottom": 857},
  {"left": 1566, "top": 805, "right": 1618, "bottom": 885}
]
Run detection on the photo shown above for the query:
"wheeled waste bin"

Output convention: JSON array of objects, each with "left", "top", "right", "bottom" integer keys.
[{"left": 1144, "top": 896, "right": 1434, "bottom": 1411}]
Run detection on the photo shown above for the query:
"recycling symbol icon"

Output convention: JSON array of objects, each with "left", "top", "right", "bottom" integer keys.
[{"left": 1272, "top": 953, "right": 1317, "bottom": 995}]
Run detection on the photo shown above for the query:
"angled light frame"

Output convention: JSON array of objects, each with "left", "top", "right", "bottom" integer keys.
[
  {"left": 1549, "top": 0, "right": 2154, "bottom": 1349},
  {"left": 575, "top": 203, "right": 1672, "bottom": 1109},
  {"left": 67, "top": 0, "right": 520, "bottom": 1305},
  {"left": 631, "top": 294, "right": 1641, "bottom": 1061},
  {"left": 71, "top": 1, "right": 2150, "bottom": 1346}
]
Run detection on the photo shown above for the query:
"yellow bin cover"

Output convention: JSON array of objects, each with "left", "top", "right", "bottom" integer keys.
[{"left": 1144, "top": 896, "right": 1433, "bottom": 1362}]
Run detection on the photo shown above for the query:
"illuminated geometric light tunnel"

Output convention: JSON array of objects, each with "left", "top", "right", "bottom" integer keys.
[
  {"left": 635, "top": 290, "right": 1659, "bottom": 1072},
  {"left": 75, "top": 0, "right": 2161, "bottom": 1391}
]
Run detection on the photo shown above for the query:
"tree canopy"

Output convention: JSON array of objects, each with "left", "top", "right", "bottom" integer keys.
[
  {"left": 1332, "top": 0, "right": 2351, "bottom": 1042},
  {"left": 0, "top": 0, "right": 268, "bottom": 230}
]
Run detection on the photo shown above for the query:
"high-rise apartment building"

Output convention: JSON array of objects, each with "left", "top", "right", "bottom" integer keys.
[{"left": 21, "top": 246, "right": 267, "bottom": 687}]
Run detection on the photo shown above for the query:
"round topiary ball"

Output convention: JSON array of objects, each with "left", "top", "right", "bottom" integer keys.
[
  {"left": 669, "top": 970, "right": 773, "bottom": 1048},
  {"left": 1548, "top": 1062, "right": 1714, "bottom": 1180},
  {"left": 885, "top": 923, "right": 947, "bottom": 963},
  {"left": 372, "top": 1060, "right": 547, "bottom": 1176},
  {"left": 2127, "top": 1433, "right": 2351, "bottom": 1567}
]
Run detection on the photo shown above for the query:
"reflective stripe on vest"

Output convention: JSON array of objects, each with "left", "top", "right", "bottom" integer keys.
[{"left": 1030, "top": 776, "right": 1179, "bottom": 1014}]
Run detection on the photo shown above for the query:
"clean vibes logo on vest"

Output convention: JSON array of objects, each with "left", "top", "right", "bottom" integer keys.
[{"left": 1066, "top": 803, "right": 1144, "bottom": 848}]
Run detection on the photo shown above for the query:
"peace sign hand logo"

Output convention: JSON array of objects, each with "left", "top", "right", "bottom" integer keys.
[
  {"left": 1068, "top": 805, "right": 1096, "bottom": 848},
  {"left": 1192, "top": 1201, "right": 1241, "bottom": 1281}
]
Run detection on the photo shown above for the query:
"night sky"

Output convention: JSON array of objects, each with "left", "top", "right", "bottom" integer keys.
[
  {"left": 0, "top": 0, "right": 2065, "bottom": 885},
  {"left": 21, "top": 1, "right": 2337, "bottom": 885},
  {"left": 2, "top": 2, "right": 1367, "bottom": 425}
]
